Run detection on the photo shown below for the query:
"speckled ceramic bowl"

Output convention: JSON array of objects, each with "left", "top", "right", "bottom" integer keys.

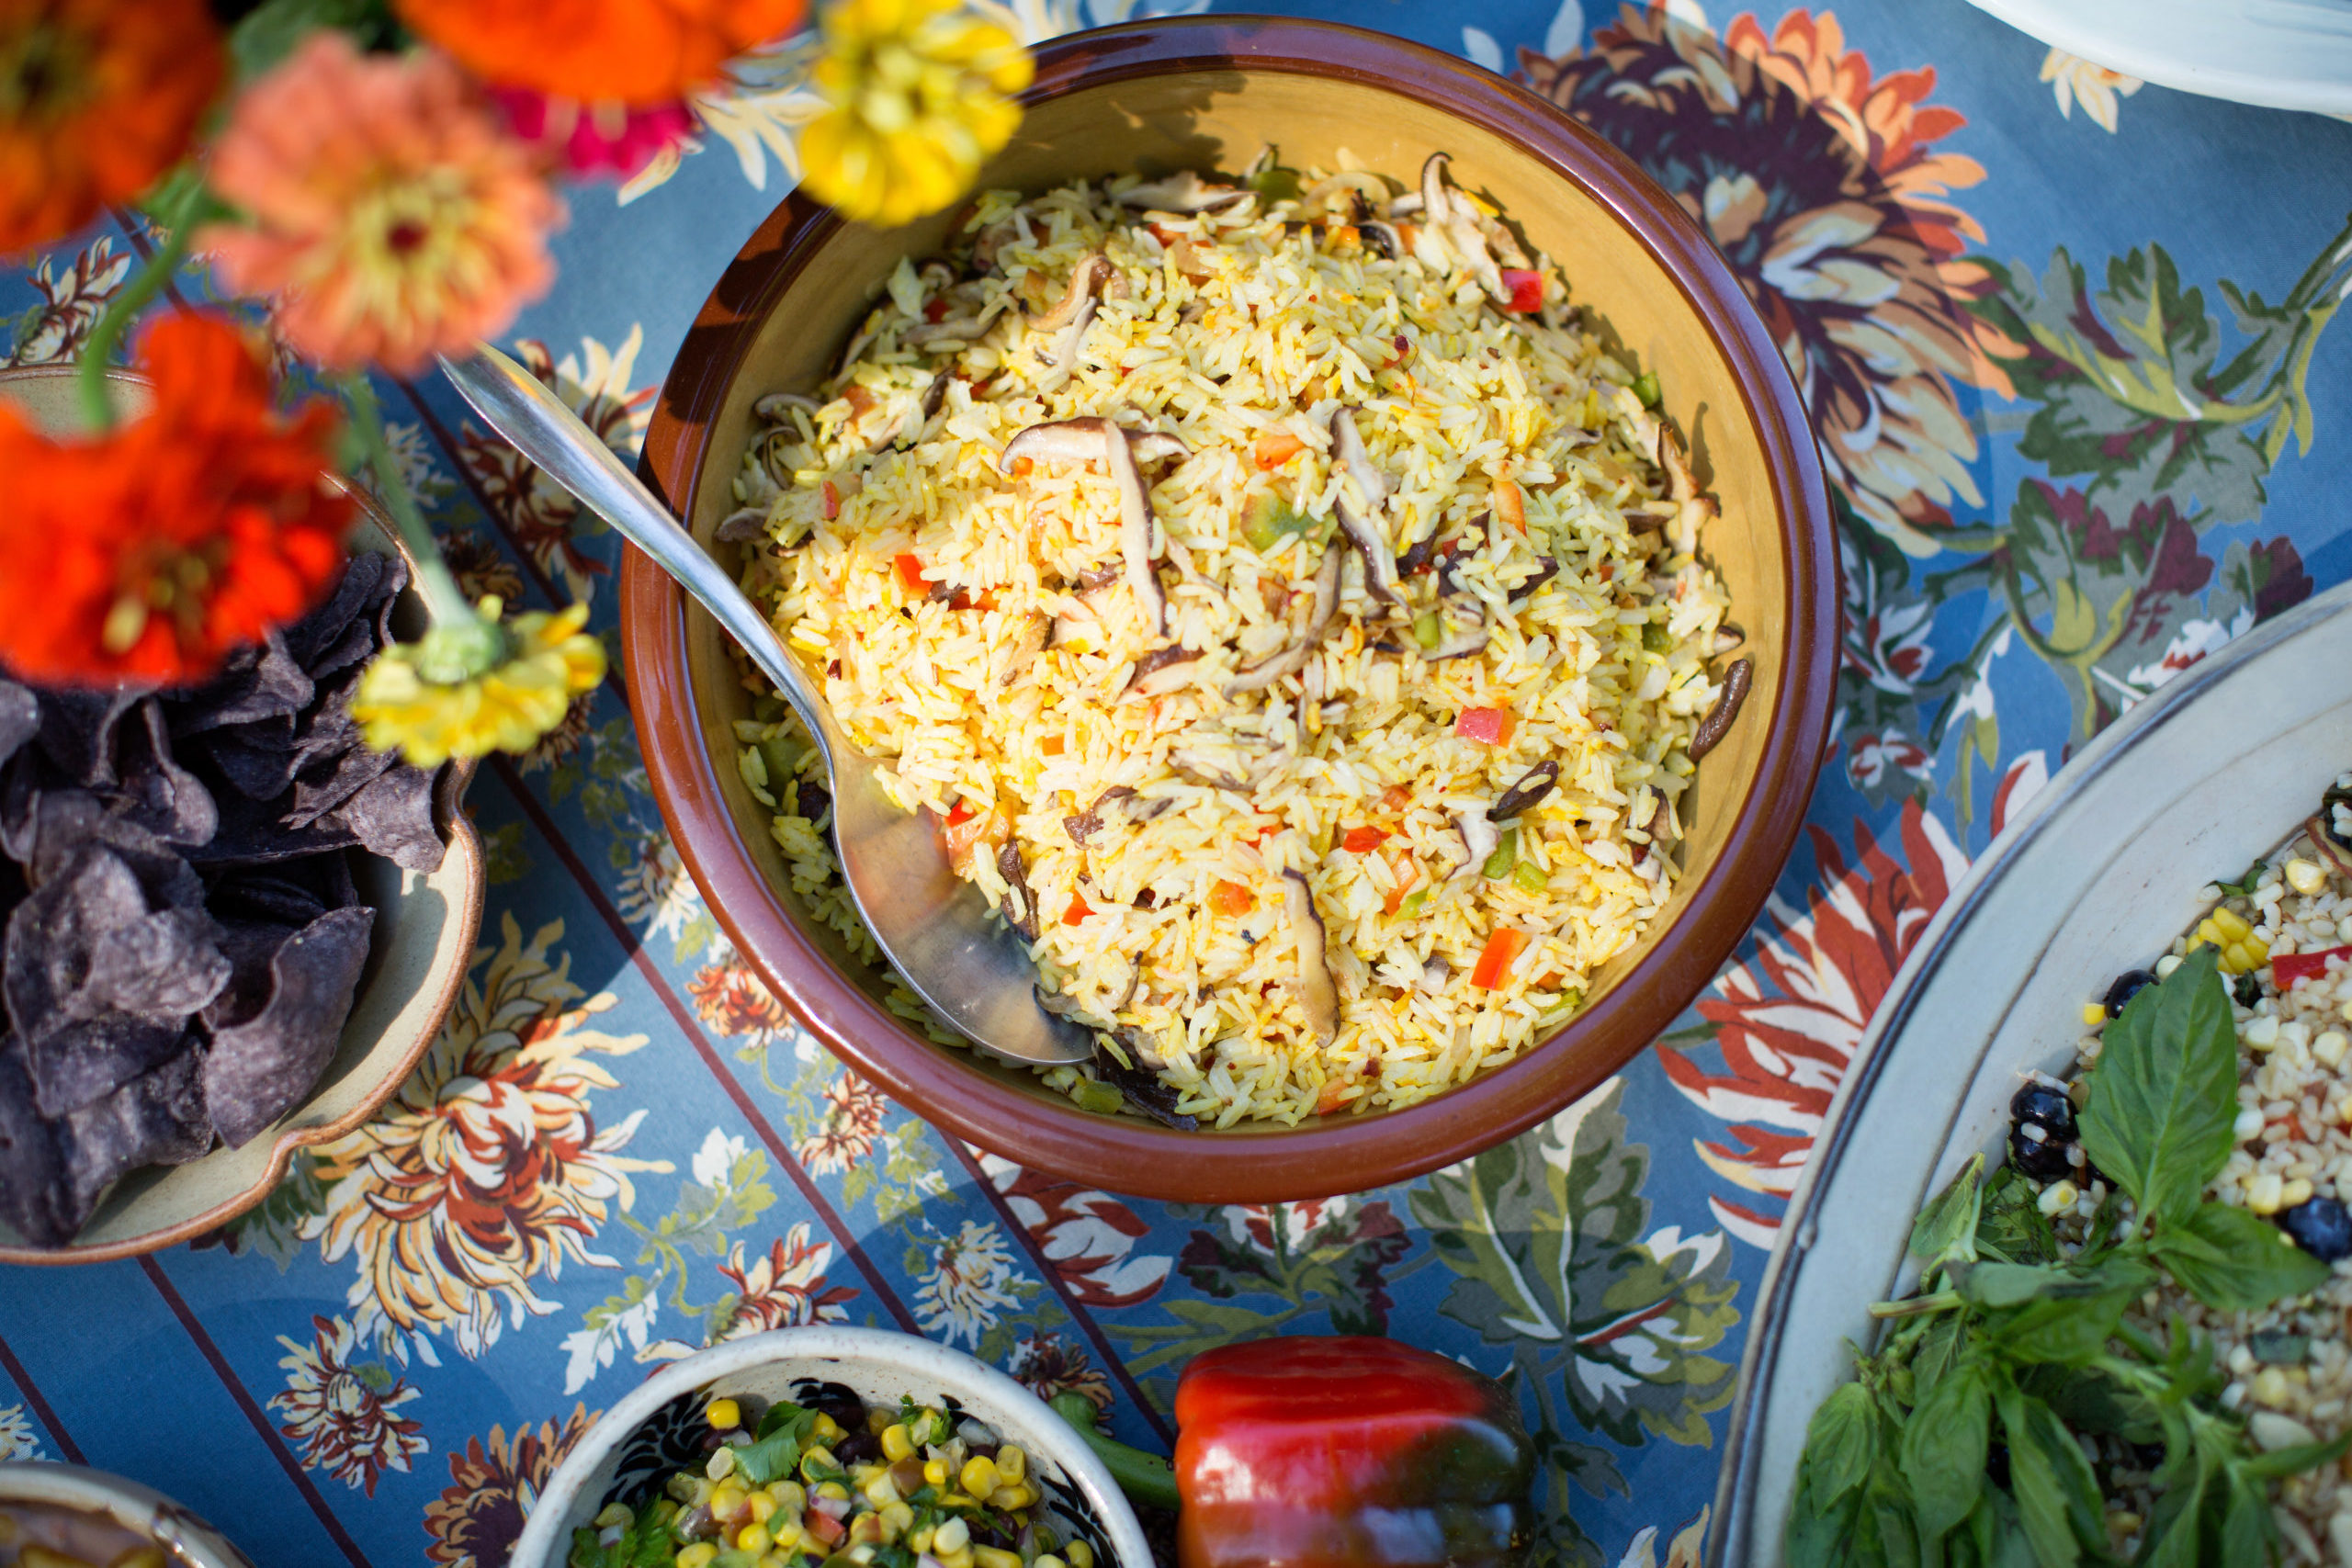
[
  {"left": 509, "top": 1327, "right": 1151, "bottom": 1568},
  {"left": 0, "top": 1460, "right": 258, "bottom": 1567},
  {"left": 626, "top": 17, "right": 1838, "bottom": 1203},
  {"left": 0, "top": 365, "right": 485, "bottom": 1263},
  {"left": 1712, "top": 575, "right": 2352, "bottom": 1563}
]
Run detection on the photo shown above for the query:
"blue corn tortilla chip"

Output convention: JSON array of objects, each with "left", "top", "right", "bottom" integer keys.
[
  {"left": 200, "top": 906, "right": 372, "bottom": 1148},
  {"left": 328, "top": 761, "right": 446, "bottom": 873},
  {"left": 282, "top": 551, "right": 386, "bottom": 669},
  {"left": 58, "top": 1047, "right": 210, "bottom": 1224},
  {"left": 187, "top": 784, "right": 362, "bottom": 865},
  {"left": 161, "top": 633, "right": 312, "bottom": 737},
  {"left": 33, "top": 685, "right": 148, "bottom": 788},
  {"left": 109, "top": 699, "right": 218, "bottom": 848},
  {"left": 2, "top": 785, "right": 205, "bottom": 905},
  {"left": 0, "top": 681, "right": 35, "bottom": 773},
  {"left": 194, "top": 716, "right": 301, "bottom": 802},
  {"left": 0, "top": 1034, "right": 73, "bottom": 1246}
]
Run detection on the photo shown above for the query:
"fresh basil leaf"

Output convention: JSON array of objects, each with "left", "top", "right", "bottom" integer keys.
[
  {"left": 1798, "top": 1381, "right": 1880, "bottom": 1509},
  {"left": 2219, "top": 1467, "right": 2275, "bottom": 1565},
  {"left": 1903, "top": 1359, "right": 1992, "bottom": 1540},
  {"left": 1912, "top": 1312, "right": 1965, "bottom": 1405},
  {"left": 1984, "top": 1289, "right": 2136, "bottom": 1366},
  {"left": 2238, "top": 1425, "right": 2352, "bottom": 1480},
  {"left": 2214, "top": 859, "right": 2268, "bottom": 898},
  {"left": 1953, "top": 1260, "right": 2080, "bottom": 1308},
  {"left": 2078, "top": 947, "right": 2240, "bottom": 1224},
  {"left": 1974, "top": 1165, "right": 2063, "bottom": 1265},
  {"left": 1995, "top": 1383, "right": 2101, "bottom": 1568},
  {"left": 1783, "top": 1460, "right": 1861, "bottom": 1568},
  {"left": 2134, "top": 1446, "right": 2211, "bottom": 1568},
  {"left": 2153, "top": 1200, "right": 2332, "bottom": 1312},
  {"left": 1860, "top": 1460, "right": 1920, "bottom": 1568},
  {"left": 1911, "top": 1154, "right": 1986, "bottom": 1273}
]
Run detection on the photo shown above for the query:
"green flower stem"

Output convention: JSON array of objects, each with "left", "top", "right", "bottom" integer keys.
[
  {"left": 1866, "top": 1288, "right": 1961, "bottom": 1320},
  {"left": 74, "top": 182, "right": 217, "bottom": 432},
  {"left": 338, "top": 373, "right": 509, "bottom": 678}
]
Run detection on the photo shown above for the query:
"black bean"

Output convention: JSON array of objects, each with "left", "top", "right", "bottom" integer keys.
[
  {"left": 2008, "top": 1082, "right": 2076, "bottom": 1140},
  {"left": 2282, "top": 1196, "right": 2352, "bottom": 1263},
  {"left": 2008, "top": 1122, "right": 2072, "bottom": 1180},
  {"left": 2102, "top": 968, "right": 2159, "bottom": 1018}
]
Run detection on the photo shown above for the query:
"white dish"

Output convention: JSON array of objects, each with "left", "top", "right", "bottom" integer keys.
[
  {"left": 0, "top": 1461, "right": 258, "bottom": 1567},
  {"left": 1965, "top": 0, "right": 2352, "bottom": 116},
  {"left": 1710, "top": 575, "right": 2352, "bottom": 1563},
  {"left": 510, "top": 1326, "right": 1151, "bottom": 1568}
]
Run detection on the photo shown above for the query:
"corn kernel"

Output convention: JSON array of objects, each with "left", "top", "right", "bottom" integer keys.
[
  {"left": 933, "top": 1517, "right": 971, "bottom": 1555},
  {"left": 960, "top": 1456, "right": 1000, "bottom": 1498},
  {"left": 2213, "top": 908, "right": 2253, "bottom": 941},
  {"left": 801, "top": 1447, "right": 840, "bottom": 1482},
  {"left": 992, "top": 1483, "right": 1038, "bottom": 1511},
  {"left": 770, "top": 1483, "right": 808, "bottom": 1514},
  {"left": 869, "top": 1405, "right": 897, "bottom": 1435},
  {"left": 2080, "top": 1001, "right": 2107, "bottom": 1027},
  {"left": 938, "top": 1551, "right": 976, "bottom": 1568},
  {"left": 707, "top": 1447, "right": 739, "bottom": 1482},
  {"left": 707, "top": 1397, "right": 742, "bottom": 1430},
  {"left": 881, "top": 1423, "right": 915, "bottom": 1461},
  {"left": 1067, "top": 1540, "right": 1095, "bottom": 1568},
  {"left": 881, "top": 1502, "right": 914, "bottom": 1541},
  {"left": 814, "top": 1482, "right": 851, "bottom": 1502},
  {"left": 939, "top": 1493, "right": 978, "bottom": 1511},
  {"left": 678, "top": 1547, "right": 720, "bottom": 1568},
  {"left": 2284, "top": 1178, "right": 2316, "bottom": 1209},
  {"left": 994, "top": 1446, "right": 1026, "bottom": 1484},
  {"left": 2319, "top": 1032, "right": 2350, "bottom": 1068},
  {"left": 924, "top": 1460, "right": 951, "bottom": 1488},
  {"left": 749, "top": 1493, "right": 779, "bottom": 1525},
  {"left": 738, "top": 1524, "right": 775, "bottom": 1555},
  {"left": 2249, "top": 1170, "right": 2287, "bottom": 1214},
  {"left": 2288, "top": 859, "right": 2329, "bottom": 896},
  {"left": 2156, "top": 953, "right": 2183, "bottom": 978},
  {"left": 814, "top": 1413, "right": 844, "bottom": 1442},
  {"left": 2342, "top": 998, "right": 2352, "bottom": 1026},
  {"left": 712, "top": 1483, "right": 750, "bottom": 1523},
  {"left": 2254, "top": 1366, "right": 2294, "bottom": 1407},
  {"left": 2037, "top": 1179, "right": 2079, "bottom": 1216},
  {"left": 2245, "top": 1014, "right": 2282, "bottom": 1050},
  {"left": 1035, "top": 1557, "right": 1067, "bottom": 1568},
  {"left": 865, "top": 1473, "right": 899, "bottom": 1508},
  {"left": 594, "top": 1503, "right": 634, "bottom": 1529},
  {"left": 909, "top": 1527, "right": 936, "bottom": 1555},
  {"left": 975, "top": 1548, "right": 1023, "bottom": 1568},
  {"left": 771, "top": 1523, "right": 804, "bottom": 1555},
  {"left": 666, "top": 1473, "right": 704, "bottom": 1505}
]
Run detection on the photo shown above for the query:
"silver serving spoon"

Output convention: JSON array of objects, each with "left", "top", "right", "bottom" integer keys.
[{"left": 439, "top": 346, "right": 1093, "bottom": 1066}]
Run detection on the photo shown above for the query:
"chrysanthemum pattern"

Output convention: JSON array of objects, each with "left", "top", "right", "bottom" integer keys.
[
  {"left": 424, "top": 1404, "right": 595, "bottom": 1568},
  {"left": 270, "top": 1314, "right": 429, "bottom": 1495}
]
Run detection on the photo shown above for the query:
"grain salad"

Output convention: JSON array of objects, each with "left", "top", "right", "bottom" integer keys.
[
  {"left": 1787, "top": 775, "right": 2352, "bottom": 1567},
  {"left": 720, "top": 153, "right": 1741, "bottom": 1129}
]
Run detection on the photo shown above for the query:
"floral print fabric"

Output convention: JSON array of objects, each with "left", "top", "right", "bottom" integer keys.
[{"left": 0, "top": 5, "right": 2346, "bottom": 1567}]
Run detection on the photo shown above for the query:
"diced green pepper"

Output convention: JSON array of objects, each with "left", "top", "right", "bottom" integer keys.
[
  {"left": 1242, "top": 494, "right": 1328, "bottom": 555},
  {"left": 1249, "top": 165, "right": 1303, "bottom": 202},
  {"left": 1632, "top": 371, "right": 1662, "bottom": 409},
  {"left": 1641, "top": 622, "right": 1672, "bottom": 654},
  {"left": 1071, "top": 1078, "right": 1124, "bottom": 1115},
  {"left": 758, "top": 738, "right": 803, "bottom": 793},
  {"left": 1399, "top": 888, "right": 1430, "bottom": 918},
  {"left": 1512, "top": 860, "right": 1548, "bottom": 894},
  {"left": 1412, "top": 610, "right": 1441, "bottom": 649},
  {"left": 1482, "top": 827, "right": 1518, "bottom": 880}
]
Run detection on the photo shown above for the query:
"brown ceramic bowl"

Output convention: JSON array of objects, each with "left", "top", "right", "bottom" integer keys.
[
  {"left": 627, "top": 17, "right": 1837, "bottom": 1201},
  {"left": 0, "top": 366, "right": 485, "bottom": 1261}
]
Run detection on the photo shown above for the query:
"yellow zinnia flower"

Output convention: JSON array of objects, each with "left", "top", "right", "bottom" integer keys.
[
  {"left": 799, "top": 0, "right": 1032, "bottom": 228},
  {"left": 352, "top": 598, "right": 605, "bottom": 767}
]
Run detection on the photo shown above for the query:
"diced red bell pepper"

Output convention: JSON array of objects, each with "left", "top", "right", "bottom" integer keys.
[
  {"left": 820, "top": 480, "right": 841, "bottom": 521},
  {"left": 2273, "top": 945, "right": 2352, "bottom": 987},
  {"left": 1455, "top": 706, "right": 1517, "bottom": 747},
  {"left": 893, "top": 552, "right": 931, "bottom": 594},
  {"left": 939, "top": 801, "right": 1005, "bottom": 876},
  {"left": 1173, "top": 1337, "right": 1532, "bottom": 1568},
  {"left": 1378, "top": 783, "right": 1414, "bottom": 811},
  {"left": 924, "top": 297, "right": 951, "bottom": 322},
  {"left": 1340, "top": 826, "right": 1390, "bottom": 854},
  {"left": 1471, "top": 927, "right": 1529, "bottom": 989},
  {"left": 944, "top": 799, "right": 976, "bottom": 827},
  {"left": 1063, "top": 891, "right": 1093, "bottom": 926},
  {"left": 1210, "top": 879, "right": 1253, "bottom": 916},
  {"left": 1499, "top": 268, "right": 1544, "bottom": 313}
]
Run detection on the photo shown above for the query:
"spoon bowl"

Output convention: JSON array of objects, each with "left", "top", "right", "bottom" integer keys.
[{"left": 438, "top": 346, "right": 1093, "bottom": 1067}]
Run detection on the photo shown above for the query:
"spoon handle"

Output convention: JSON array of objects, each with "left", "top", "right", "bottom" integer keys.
[{"left": 435, "top": 346, "right": 836, "bottom": 751}]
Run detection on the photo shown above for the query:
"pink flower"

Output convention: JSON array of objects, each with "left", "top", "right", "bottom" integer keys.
[
  {"left": 1658, "top": 802, "right": 1967, "bottom": 1247},
  {"left": 200, "top": 36, "right": 565, "bottom": 377},
  {"left": 490, "top": 88, "right": 695, "bottom": 178}
]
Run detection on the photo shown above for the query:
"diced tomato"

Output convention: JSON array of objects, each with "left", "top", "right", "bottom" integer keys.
[
  {"left": 1011, "top": 455, "right": 1034, "bottom": 477},
  {"left": 820, "top": 480, "right": 840, "bottom": 521},
  {"left": 1472, "top": 927, "right": 1530, "bottom": 989},
  {"left": 1341, "top": 826, "right": 1390, "bottom": 854},
  {"left": 894, "top": 553, "right": 931, "bottom": 594},
  {"left": 2274, "top": 945, "right": 2352, "bottom": 987},
  {"left": 1147, "top": 221, "right": 1181, "bottom": 246},
  {"left": 1253, "top": 429, "right": 1306, "bottom": 470},
  {"left": 944, "top": 799, "right": 976, "bottom": 827},
  {"left": 1499, "top": 268, "right": 1544, "bottom": 314},
  {"left": 1210, "top": 879, "right": 1253, "bottom": 916},
  {"left": 1455, "top": 706, "right": 1517, "bottom": 747},
  {"left": 806, "top": 1509, "right": 845, "bottom": 1545},
  {"left": 924, "top": 297, "right": 951, "bottom": 322},
  {"left": 1494, "top": 478, "right": 1526, "bottom": 535},
  {"left": 1316, "top": 1076, "right": 1355, "bottom": 1115},
  {"left": 1379, "top": 783, "right": 1415, "bottom": 811},
  {"left": 1063, "top": 891, "right": 1094, "bottom": 926},
  {"left": 941, "top": 803, "right": 1008, "bottom": 876}
]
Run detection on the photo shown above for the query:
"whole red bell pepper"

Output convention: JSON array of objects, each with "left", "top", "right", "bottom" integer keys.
[{"left": 1171, "top": 1336, "right": 1532, "bottom": 1568}]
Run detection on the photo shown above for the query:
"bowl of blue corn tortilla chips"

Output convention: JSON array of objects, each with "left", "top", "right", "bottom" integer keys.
[{"left": 0, "top": 366, "right": 485, "bottom": 1260}]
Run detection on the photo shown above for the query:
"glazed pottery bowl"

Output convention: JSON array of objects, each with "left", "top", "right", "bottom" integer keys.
[
  {"left": 1711, "top": 577, "right": 2352, "bottom": 1563},
  {"left": 0, "top": 365, "right": 485, "bottom": 1262},
  {"left": 508, "top": 1326, "right": 1151, "bottom": 1568},
  {"left": 0, "top": 1461, "right": 259, "bottom": 1567},
  {"left": 626, "top": 17, "right": 1838, "bottom": 1202}
]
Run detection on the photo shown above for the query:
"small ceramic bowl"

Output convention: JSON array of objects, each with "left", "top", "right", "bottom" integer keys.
[
  {"left": 626, "top": 17, "right": 1838, "bottom": 1203},
  {"left": 0, "top": 365, "right": 486, "bottom": 1262},
  {"left": 508, "top": 1327, "right": 1151, "bottom": 1568},
  {"left": 0, "top": 1461, "right": 258, "bottom": 1567},
  {"left": 1710, "top": 576, "right": 2352, "bottom": 1563}
]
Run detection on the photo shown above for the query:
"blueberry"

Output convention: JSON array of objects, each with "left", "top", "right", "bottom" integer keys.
[
  {"left": 2104, "top": 968, "right": 2160, "bottom": 1018},
  {"left": 2008, "top": 1082, "right": 2077, "bottom": 1140},
  {"left": 2281, "top": 1197, "right": 2352, "bottom": 1264},
  {"left": 2008, "top": 1121, "right": 2073, "bottom": 1180}
]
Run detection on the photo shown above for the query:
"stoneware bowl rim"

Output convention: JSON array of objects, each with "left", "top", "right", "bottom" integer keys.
[
  {"left": 508, "top": 1325, "right": 1153, "bottom": 1568},
  {"left": 1708, "top": 574, "right": 2352, "bottom": 1563},
  {"left": 0, "top": 363, "right": 486, "bottom": 1264},
  {"left": 626, "top": 15, "right": 1838, "bottom": 1202},
  {"left": 0, "top": 1459, "right": 260, "bottom": 1568}
]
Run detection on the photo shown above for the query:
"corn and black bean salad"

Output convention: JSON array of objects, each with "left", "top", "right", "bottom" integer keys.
[{"left": 571, "top": 1393, "right": 1097, "bottom": 1568}]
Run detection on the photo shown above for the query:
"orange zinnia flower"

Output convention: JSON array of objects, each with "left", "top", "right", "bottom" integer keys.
[
  {"left": 200, "top": 36, "right": 564, "bottom": 377},
  {"left": 394, "top": 0, "right": 807, "bottom": 107},
  {"left": 0, "top": 310, "right": 351, "bottom": 686},
  {"left": 0, "top": 0, "right": 225, "bottom": 256}
]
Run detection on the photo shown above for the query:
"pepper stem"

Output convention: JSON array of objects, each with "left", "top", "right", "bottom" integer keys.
[
  {"left": 76, "top": 178, "right": 215, "bottom": 432},
  {"left": 1047, "top": 1392, "right": 1181, "bottom": 1512},
  {"left": 337, "top": 372, "right": 509, "bottom": 678}
]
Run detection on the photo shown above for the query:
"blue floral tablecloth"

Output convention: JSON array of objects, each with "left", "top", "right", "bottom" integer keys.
[{"left": 4, "top": 4, "right": 2349, "bottom": 1565}]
